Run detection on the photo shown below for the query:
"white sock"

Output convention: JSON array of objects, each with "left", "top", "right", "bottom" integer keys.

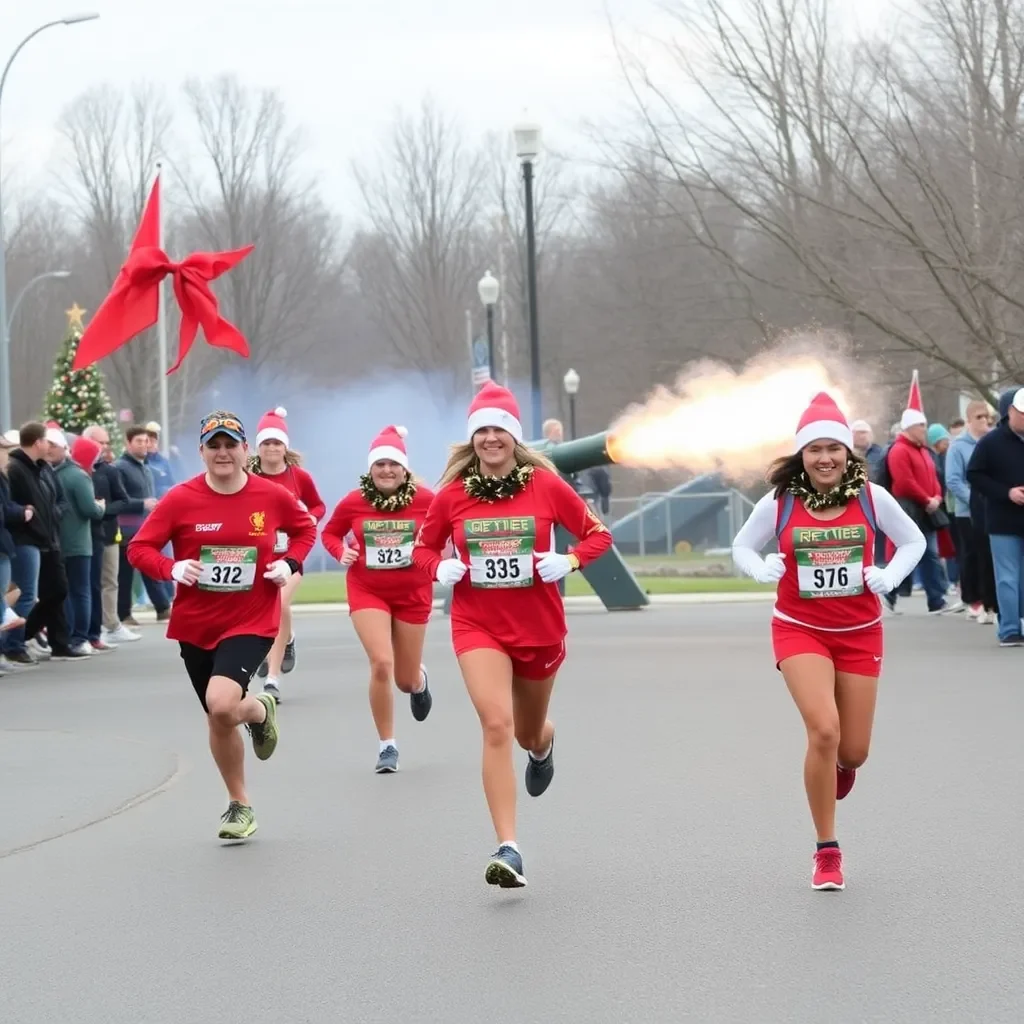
[
  {"left": 530, "top": 742, "right": 552, "bottom": 762},
  {"left": 379, "top": 738, "right": 396, "bottom": 753},
  {"left": 266, "top": 676, "right": 280, "bottom": 688},
  {"left": 411, "top": 667, "right": 426, "bottom": 694},
  {"left": 499, "top": 840, "right": 519, "bottom": 852}
]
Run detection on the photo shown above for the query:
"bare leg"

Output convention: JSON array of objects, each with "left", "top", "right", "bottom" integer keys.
[
  {"left": 205, "top": 675, "right": 268, "bottom": 805},
  {"left": 351, "top": 609, "right": 395, "bottom": 741}
]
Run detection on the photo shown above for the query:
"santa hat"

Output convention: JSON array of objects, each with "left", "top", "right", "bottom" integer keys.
[
  {"left": 368, "top": 425, "right": 409, "bottom": 470},
  {"left": 45, "top": 421, "right": 67, "bottom": 448},
  {"left": 793, "top": 392, "right": 853, "bottom": 451},
  {"left": 900, "top": 369, "right": 927, "bottom": 430},
  {"left": 255, "top": 407, "right": 289, "bottom": 447},
  {"left": 71, "top": 436, "right": 101, "bottom": 471},
  {"left": 467, "top": 382, "right": 523, "bottom": 443}
]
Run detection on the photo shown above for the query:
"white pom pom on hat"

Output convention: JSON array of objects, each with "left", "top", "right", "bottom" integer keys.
[
  {"left": 395, "top": 425, "right": 408, "bottom": 438},
  {"left": 274, "top": 406, "right": 287, "bottom": 417},
  {"left": 256, "top": 407, "right": 289, "bottom": 447}
]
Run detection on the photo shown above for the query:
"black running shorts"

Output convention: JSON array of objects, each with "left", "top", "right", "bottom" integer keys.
[{"left": 178, "top": 634, "right": 275, "bottom": 712}]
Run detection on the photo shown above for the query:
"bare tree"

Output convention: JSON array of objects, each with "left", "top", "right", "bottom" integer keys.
[
  {"left": 349, "top": 97, "right": 489, "bottom": 401},
  {"left": 177, "top": 75, "right": 345, "bottom": 385},
  {"left": 57, "top": 82, "right": 176, "bottom": 422}
]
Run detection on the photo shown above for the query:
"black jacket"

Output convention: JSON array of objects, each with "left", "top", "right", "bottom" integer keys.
[
  {"left": 91, "top": 460, "right": 144, "bottom": 546},
  {"left": 6, "top": 449, "right": 65, "bottom": 550},
  {"left": 0, "top": 471, "right": 26, "bottom": 558},
  {"left": 966, "top": 421, "right": 1024, "bottom": 537}
]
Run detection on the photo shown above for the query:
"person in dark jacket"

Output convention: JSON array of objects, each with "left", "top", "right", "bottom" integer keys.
[
  {"left": 0, "top": 434, "right": 29, "bottom": 659},
  {"left": 83, "top": 424, "right": 148, "bottom": 647},
  {"left": 966, "top": 386, "right": 1024, "bottom": 646},
  {"left": 3, "top": 421, "right": 76, "bottom": 662},
  {"left": 115, "top": 425, "right": 170, "bottom": 625}
]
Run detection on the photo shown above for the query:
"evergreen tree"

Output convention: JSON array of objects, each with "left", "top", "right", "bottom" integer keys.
[{"left": 43, "top": 304, "right": 119, "bottom": 437}]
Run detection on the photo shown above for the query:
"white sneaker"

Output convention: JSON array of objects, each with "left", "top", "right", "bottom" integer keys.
[
  {"left": 72, "top": 641, "right": 93, "bottom": 656},
  {"left": 106, "top": 624, "right": 141, "bottom": 643},
  {"left": 978, "top": 611, "right": 995, "bottom": 625}
]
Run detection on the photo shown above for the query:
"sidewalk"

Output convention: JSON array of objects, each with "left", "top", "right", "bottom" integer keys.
[{"left": 128, "top": 590, "right": 778, "bottom": 621}]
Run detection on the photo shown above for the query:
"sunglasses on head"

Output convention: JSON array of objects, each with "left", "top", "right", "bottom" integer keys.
[{"left": 201, "top": 415, "right": 245, "bottom": 438}]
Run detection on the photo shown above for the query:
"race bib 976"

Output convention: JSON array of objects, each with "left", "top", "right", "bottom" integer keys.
[{"left": 791, "top": 524, "right": 866, "bottom": 599}]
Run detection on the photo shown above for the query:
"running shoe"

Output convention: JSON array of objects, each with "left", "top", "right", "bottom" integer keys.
[
  {"left": 263, "top": 680, "right": 281, "bottom": 704},
  {"left": 282, "top": 637, "right": 296, "bottom": 674},
  {"left": 836, "top": 765, "right": 856, "bottom": 800},
  {"left": 375, "top": 745, "right": 399, "bottom": 773},
  {"left": 485, "top": 845, "right": 528, "bottom": 888},
  {"left": 410, "top": 665, "right": 432, "bottom": 722},
  {"left": 218, "top": 801, "right": 257, "bottom": 840},
  {"left": 525, "top": 735, "right": 555, "bottom": 797},
  {"left": 812, "top": 847, "right": 845, "bottom": 890},
  {"left": 248, "top": 693, "right": 279, "bottom": 760},
  {"left": 256, "top": 660, "right": 269, "bottom": 678}
]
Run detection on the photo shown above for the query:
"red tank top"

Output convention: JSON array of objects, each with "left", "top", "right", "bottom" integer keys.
[{"left": 774, "top": 488, "right": 880, "bottom": 630}]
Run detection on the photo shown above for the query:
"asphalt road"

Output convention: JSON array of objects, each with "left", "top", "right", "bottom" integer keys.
[{"left": 1, "top": 598, "right": 1021, "bottom": 1024}]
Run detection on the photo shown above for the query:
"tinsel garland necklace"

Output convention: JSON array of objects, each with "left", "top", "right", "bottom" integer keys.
[
  {"left": 463, "top": 462, "right": 534, "bottom": 503},
  {"left": 787, "top": 460, "right": 868, "bottom": 511},
  {"left": 360, "top": 474, "right": 417, "bottom": 512}
]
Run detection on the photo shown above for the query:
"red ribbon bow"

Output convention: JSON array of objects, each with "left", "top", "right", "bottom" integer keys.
[{"left": 72, "top": 243, "right": 254, "bottom": 374}]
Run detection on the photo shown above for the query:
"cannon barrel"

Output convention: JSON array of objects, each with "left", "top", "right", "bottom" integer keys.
[{"left": 527, "top": 430, "right": 619, "bottom": 476}]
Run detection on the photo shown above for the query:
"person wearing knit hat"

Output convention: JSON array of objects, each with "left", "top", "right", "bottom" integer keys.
[
  {"left": 247, "top": 406, "right": 326, "bottom": 703},
  {"left": 731, "top": 390, "right": 926, "bottom": 892},
  {"left": 322, "top": 425, "right": 437, "bottom": 772},
  {"left": 411, "top": 383, "right": 613, "bottom": 889}
]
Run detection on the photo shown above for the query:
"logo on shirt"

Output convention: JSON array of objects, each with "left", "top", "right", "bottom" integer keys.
[
  {"left": 194, "top": 523, "right": 223, "bottom": 532},
  {"left": 249, "top": 511, "right": 266, "bottom": 537}
]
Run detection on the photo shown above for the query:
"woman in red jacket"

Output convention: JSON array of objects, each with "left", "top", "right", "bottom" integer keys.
[
  {"left": 413, "top": 382, "right": 612, "bottom": 889},
  {"left": 321, "top": 425, "right": 435, "bottom": 774},
  {"left": 247, "top": 407, "right": 326, "bottom": 702}
]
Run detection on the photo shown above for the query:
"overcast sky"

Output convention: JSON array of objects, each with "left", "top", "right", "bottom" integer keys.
[{"left": 2, "top": 0, "right": 891, "bottom": 222}]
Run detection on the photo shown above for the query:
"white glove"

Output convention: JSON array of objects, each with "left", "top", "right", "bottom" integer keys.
[
  {"left": 536, "top": 551, "right": 573, "bottom": 583},
  {"left": 171, "top": 559, "right": 201, "bottom": 586},
  {"left": 436, "top": 558, "right": 467, "bottom": 587},
  {"left": 863, "top": 565, "right": 893, "bottom": 595},
  {"left": 263, "top": 559, "right": 293, "bottom": 586},
  {"left": 755, "top": 553, "right": 787, "bottom": 584}
]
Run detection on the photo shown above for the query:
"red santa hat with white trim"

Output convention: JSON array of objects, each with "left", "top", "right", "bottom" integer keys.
[
  {"left": 899, "top": 369, "right": 927, "bottom": 430},
  {"left": 368, "top": 425, "right": 409, "bottom": 470},
  {"left": 793, "top": 392, "right": 853, "bottom": 451},
  {"left": 255, "top": 407, "right": 289, "bottom": 447},
  {"left": 466, "top": 381, "right": 523, "bottom": 443}
]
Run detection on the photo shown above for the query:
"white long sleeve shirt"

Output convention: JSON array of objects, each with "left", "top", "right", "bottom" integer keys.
[{"left": 731, "top": 483, "right": 926, "bottom": 630}]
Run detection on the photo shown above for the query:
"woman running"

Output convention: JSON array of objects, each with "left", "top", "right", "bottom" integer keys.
[
  {"left": 128, "top": 410, "right": 317, "bottom": 841},
  {"left": 247, "top": 407, "right": 326, "bottom": 702},
  {"left": 321, "top": 425, "right": 435, "bottom": 773},
  {"left": 731, "top": 392, "right": 925, "bottom": 891},
  {"left": 412, "top": 382, "right": 612, "bottom": 889}
]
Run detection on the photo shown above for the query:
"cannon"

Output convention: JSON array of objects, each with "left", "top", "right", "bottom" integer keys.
[{"left": 441, "top": 430, "right": 648, "bottom": 614}]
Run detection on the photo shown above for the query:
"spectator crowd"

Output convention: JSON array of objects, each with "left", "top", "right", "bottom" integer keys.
[
  {"left": 0, "top": 419, "right": 177, "bottom": 675},
  {"left": 851, "top": 386, "right": 1024, "bottom": 647}
]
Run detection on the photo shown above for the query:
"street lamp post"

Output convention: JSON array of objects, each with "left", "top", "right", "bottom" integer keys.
[
  {"left": 513, "top": 118, "right": 542, "bottom": 438},
  {"left": 563, "top": 367, "right": 580, "bottom": 440},
  {"left": 0, "top": 12, "right": 100, "bottom": 429},
  {"left": 477, "top": 269, "right": 500, "bottom": 382},
  {"left": 5, "top": 270, "right": 72, "bottom": 338}
]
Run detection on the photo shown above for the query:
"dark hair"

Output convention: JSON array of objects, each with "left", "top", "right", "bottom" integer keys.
[
  {"left": 766, "top": 446, "right": 865, "bottom": 497},
  {"left": 19, "top": 421, "right": 46, "bottom": 447},
  {"left": 949, "top": 417, "right": 965, "bottom": 429},
  {"left": 125, "top": 424, "right": 149, "bottom": 442}
]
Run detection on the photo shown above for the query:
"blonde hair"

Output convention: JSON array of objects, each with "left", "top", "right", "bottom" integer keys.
[
  {"left": 437, "top": 441, "right": 557, "bottom": 488},
  {"left": 248, "top": 448, "right": 302, "bottom": 474}
]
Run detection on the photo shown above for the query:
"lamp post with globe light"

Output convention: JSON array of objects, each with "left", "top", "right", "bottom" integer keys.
[
  {"left": 477, "top": 269, "right": 500, "bottom": 382},
  {"left": 563, "top": 367, "right": 580, "bottom": 440},
  {"left": 513, "top": 118, "right": 542, "bottom": 436},
  {"left": 0, "top": 12, "right": 100, "bottom": 428}
]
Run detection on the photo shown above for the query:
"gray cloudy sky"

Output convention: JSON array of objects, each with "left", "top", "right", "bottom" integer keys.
[{"left": 2, "top": 0, "right": 889, "bottom": 221}]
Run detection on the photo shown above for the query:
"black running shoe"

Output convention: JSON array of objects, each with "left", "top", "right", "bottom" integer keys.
[
  {"left": 485, "top": 844, "right": 527, "bottom": 888},
  {"left": 256, "top": 660, "right": 269, "bottom": 679},
  {"left": 281, "top": 638, "right": 296, "bottom": 674},
  {"left": 525, "top": 736, "right": 554, "bottom": 797},
  {"left": 410, "top": 665, "right": 432, "bottom": 722}
]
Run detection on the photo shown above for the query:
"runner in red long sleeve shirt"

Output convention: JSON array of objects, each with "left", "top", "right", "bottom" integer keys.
[
  {"left": 412, "top": 382, "right": 611, "bottom": 889},
  {"left": 321, "top": 425, "right": 436, "bottom": 773},
  {"left": 128, "top": 410, "right": 317, "bottom": 842},
  {"left": 245, "top": 406, "right": 326, "bottom": 702}
]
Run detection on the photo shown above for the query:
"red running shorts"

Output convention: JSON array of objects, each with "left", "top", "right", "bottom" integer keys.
[
  {"left": 452, "top": 629, "right": 566, "bottom": 681},
  {"left": 346, "top": 577, "right": 433, "bottom": 625},
  {"left": 771, "top": 618, "right": 884, "bottom": 678}
]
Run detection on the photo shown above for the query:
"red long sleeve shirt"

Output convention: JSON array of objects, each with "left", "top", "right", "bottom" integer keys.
[
  {"left": 413, "top": 469, "right": 612, "bottom": 647},
  {"left": 321, "top": 485, "right": 435, "bottom": 597},
  {"left": 256, "top": 464, "right": 326, "bottom": 522},
  {"left": 128, "top": 473, "right": 317, "bottom": 649},
  {"left": 887, "top": 434, "right": 941, "bottom": 507}
]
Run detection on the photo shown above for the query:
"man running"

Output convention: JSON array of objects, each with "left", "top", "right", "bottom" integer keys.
[{"left": 128, "top": 411, "right": 317, "bottom": 841}]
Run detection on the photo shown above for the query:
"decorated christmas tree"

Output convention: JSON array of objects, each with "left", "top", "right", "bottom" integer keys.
[{"left": 42, "top": 304, "right": 119, "bottom": 437}]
